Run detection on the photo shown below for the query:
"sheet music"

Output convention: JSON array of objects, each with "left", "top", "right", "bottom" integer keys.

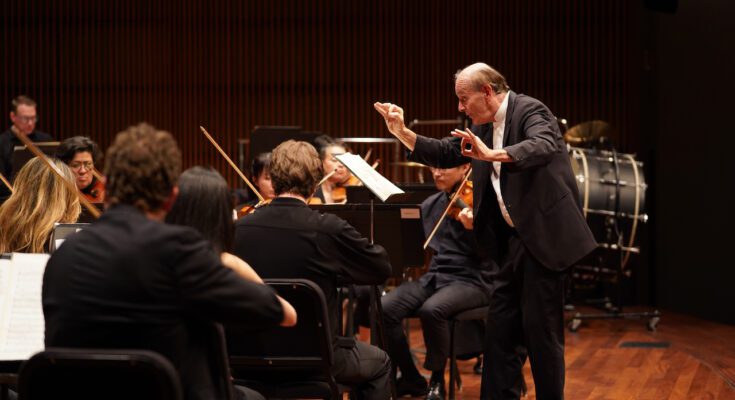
[
  {"left": 0, "top": 253, "right": 49, "bottom": 361},
  {"left": 335, "top": 153, "right": 404, "bottom": 202}
]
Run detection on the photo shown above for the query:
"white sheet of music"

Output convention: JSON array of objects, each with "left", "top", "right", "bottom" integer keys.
[
  {"left": 0, "top": 253, "right": 49, "bottom": 361},
  {"left": 335, "top": 152, "right": 404, "bottom": 202}
]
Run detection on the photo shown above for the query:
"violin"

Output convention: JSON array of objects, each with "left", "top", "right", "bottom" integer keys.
[
  {"left": 238, "top": 198, "right": 272, "bottom": 218},
  {"left": 330, "top": 174, "right": 361, "bottom": 203},
  {"left": 446, "top": 180, "right": 473, "bottom": 222},
  {"left": 423, "top": 167, "right": 473, "bottom": 249},
  {"left": 81, "top": 177, "right": 106, "bottom": 203}
]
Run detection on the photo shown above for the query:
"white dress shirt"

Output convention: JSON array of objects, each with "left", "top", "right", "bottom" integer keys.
[{"left": 490, "top": 94, "right": 514, "bottom": 227}]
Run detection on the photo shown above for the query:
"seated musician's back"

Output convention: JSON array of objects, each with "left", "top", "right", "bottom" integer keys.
[
  {"left": 42, "top": 123, "right": 288, "bottom": 400},
  {"left": 233, "top": 140, "right": 393, "bottom": 400}
]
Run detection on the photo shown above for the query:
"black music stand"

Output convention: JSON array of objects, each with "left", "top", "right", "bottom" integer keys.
[
  {"left": 247, "top": 126, "right": 323, "bottom": 168},
  {"left": 49, "top": 223, "right": 90, "bottom": 253},
  {"left": 310, "top": 202, "right": 425, "bottom": 279},
  {"left": 77, "top": 203, "right": 105, "bottom": 223},
  {"left": 11, "top": 142, "right": 59, "bottom": 179}
]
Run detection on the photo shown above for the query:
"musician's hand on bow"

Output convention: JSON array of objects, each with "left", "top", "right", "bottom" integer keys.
[
  {"left": 458, "top": 207, "right": 474, "bottom": 230},
  {"left": 451, "top": 128, "right": 511, "bottom": 163}
]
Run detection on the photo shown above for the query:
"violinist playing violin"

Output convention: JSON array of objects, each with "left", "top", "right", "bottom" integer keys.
[
  {"left": 381, "top": 163, "right": 493, "bottom": 400},
  {"left": 312, "top": 135, "right": 360, "bottom": 204},
  {"left": 56, "top": 136, "right": 105, "bottom": 203},
  {"left": 237, "top": 152, "right": 276, "bottom": 217}
]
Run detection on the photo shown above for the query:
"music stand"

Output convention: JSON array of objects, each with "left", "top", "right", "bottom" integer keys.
[
  {"left": 310, "top": 203, "right": 425, "bottom": 278},
  {"left": 49, "top": 223, "right": 90, "bottom": 253},
  {"left": 11, "top": 142, "right": 60, "bottom": 179},
  {"left": 77, "top": 203, "right": 104, "bottom": 223}
]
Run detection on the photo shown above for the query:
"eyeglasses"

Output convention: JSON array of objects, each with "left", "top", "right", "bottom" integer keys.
[
  {"left": 15, "top": 115, "right": 38, "bottom": 123},
  {"left": 69, "top": 161, "right": 94, "bottom": 170}
]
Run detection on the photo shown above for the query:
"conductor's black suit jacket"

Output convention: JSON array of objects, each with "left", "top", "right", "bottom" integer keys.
[
  {"left": 43, "top": 204, "right": 285, "bottom": 400},
  {"left": 410, "top": 91, "right": 596, "bottom": 271}
]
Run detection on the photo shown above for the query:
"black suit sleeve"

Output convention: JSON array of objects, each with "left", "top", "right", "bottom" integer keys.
[
  {"left": 408, "top": 135, "right": 471, "bottom": 168},
  {"left": 172, "top": 232, "right": 284, "bottom": 326},
  {"left": 322, "top": 214, "right": 392, "bottom": 285},
  {"left": 503, "top": 102, "right": 562, "bottom": 170}
]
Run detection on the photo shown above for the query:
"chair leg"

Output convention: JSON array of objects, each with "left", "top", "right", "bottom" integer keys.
[
  {"left": 454, "top": 358, "right": 462, "bottom": 390},
  {"left": 448, "top": 319, "right": 457, "bottom": 400}
]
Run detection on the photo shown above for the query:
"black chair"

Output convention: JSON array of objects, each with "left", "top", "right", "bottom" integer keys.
[
  {"left": 17, "top": 348, "right": 182, "bottom": 400},
  {"left": 448, "top": 306, "right": 489, "bottom": 400},
  {"left": 403, "top": 304, "right": 487, "bottom": 399},
  {"left": 225, "top": 279, "right": 353, "bottom": 400}
]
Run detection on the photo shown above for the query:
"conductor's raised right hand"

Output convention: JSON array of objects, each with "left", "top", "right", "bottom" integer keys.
[
  {"left": 373, "top": 102, "right": 417, "bottom": 150},
  {"left": 373, "top": 102, "right": 406, "bottom": 136}
]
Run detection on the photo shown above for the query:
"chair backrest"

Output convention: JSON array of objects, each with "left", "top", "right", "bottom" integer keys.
[
  {"left": 18, "top": 348, "right": 182, "bottom": 400},
  {"left": 225, "top": 279, "right": 334, "bottom": 380}
]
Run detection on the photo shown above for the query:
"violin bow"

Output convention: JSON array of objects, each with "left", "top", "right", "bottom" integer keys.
[
  {"left": 11, "top": 131, "right": 101, "bottom": 219},
  {"left": 0, "top": 172, "right": 13, "bottom": 193},
  {"left": 90, "top": 167, "right": 105, "bottom": 183},
  {"left": 422, "top": 167, "right": 472, "bottom": 250},
  {"left": 199, "top": 126, "right": 265, "bottom": 203},
  {"left": 363, "top": 148, "right": 372, "bottom": 163}
]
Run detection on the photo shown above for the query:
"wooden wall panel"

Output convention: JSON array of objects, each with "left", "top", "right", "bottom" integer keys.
[{"left": 1, "top": 0, "right": 641, "bottom": 186}]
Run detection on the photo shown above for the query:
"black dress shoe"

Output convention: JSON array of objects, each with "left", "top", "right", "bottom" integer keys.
[
  {"left": 396, "top": 376, "right": 427, "bottom": 397},
  {"left": 425, "top": 380, "right": 446, "bottom": 400}
]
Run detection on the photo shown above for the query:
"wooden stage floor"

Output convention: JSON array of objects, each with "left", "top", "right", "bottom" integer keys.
[{"left": 381, "top": 306, "right": 735, "bottom": 399}]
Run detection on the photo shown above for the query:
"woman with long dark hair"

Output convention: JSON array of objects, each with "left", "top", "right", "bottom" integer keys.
[{"left": 166, "top": 166, "right": 295, "bottom": 323}]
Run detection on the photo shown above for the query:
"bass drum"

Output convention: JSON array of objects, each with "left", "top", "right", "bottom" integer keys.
[{"left": 569, "top": 146, "right": 648, "bottom": 270}]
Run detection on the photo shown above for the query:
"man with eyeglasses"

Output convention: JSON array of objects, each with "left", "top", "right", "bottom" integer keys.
[
  {"left": 0, "top": 95, "right": 53, "bottom": 198},
  {"left": 382, "top": 163, "right": 492, "bottom": 399},
  {"left": 56, "top": 136, "right": 106, "bottom": 203}
]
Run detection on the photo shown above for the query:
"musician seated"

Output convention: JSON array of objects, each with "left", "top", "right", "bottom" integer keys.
[
  {"left": 233, "top": 140, "right": 393, "bottom": 400},
  {"left": 166, "top": 165, "right": 296, "bottom": 325},
  {"left": 43, "top": 123, "right": 290, "bottom": 400},
  {"left": 250, "top": 152, "right": 275, "bottom": 200},
  {"left": 0, "top": 156, "right": 80, "bottom": 253},
  {"left": 0, "top": 95, "right": 53, "bottom": 200},
  {"left": 236, "top": 152, "right": 276, "bottom": 216},
  {"left": 56, "top": 136, "right": 105, "bottom": 203},
  {"left": 312, "top": 134, "right": 359, "bottom": 204},
  {"left": 381, "top": 163, "right": 493, "bottom": 400}
]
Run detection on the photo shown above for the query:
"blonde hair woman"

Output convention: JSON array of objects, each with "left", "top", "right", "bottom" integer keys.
[{"left": 0, "top": 157, "right": 81, "bottom": 253}]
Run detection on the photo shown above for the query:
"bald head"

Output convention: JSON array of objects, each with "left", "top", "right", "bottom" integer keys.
[{"left": 455, "top": 63, "right": 510, "bottom": 94}]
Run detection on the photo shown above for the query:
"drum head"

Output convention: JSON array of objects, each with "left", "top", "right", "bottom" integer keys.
[{"left": 569, "top": 146, "right": 647, "bottom": 270}]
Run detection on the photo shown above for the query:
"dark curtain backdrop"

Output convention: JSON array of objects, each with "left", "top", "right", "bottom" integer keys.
[
  {"left": 647, "top": 0, "right": 735, "bottom": 325},
  {"left": 14, "top": 1, "right": 719, "bottom": 318},
  {"left": 4, "top": 1, "right": 733, "bottom": 325},
  {"left": 1, "top": 0, "right": 641, "bottom": 184}
]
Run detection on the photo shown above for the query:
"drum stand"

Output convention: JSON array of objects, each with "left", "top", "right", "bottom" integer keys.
[{"left": 568, "top": 146, "right": 661, "bottom": 332}]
